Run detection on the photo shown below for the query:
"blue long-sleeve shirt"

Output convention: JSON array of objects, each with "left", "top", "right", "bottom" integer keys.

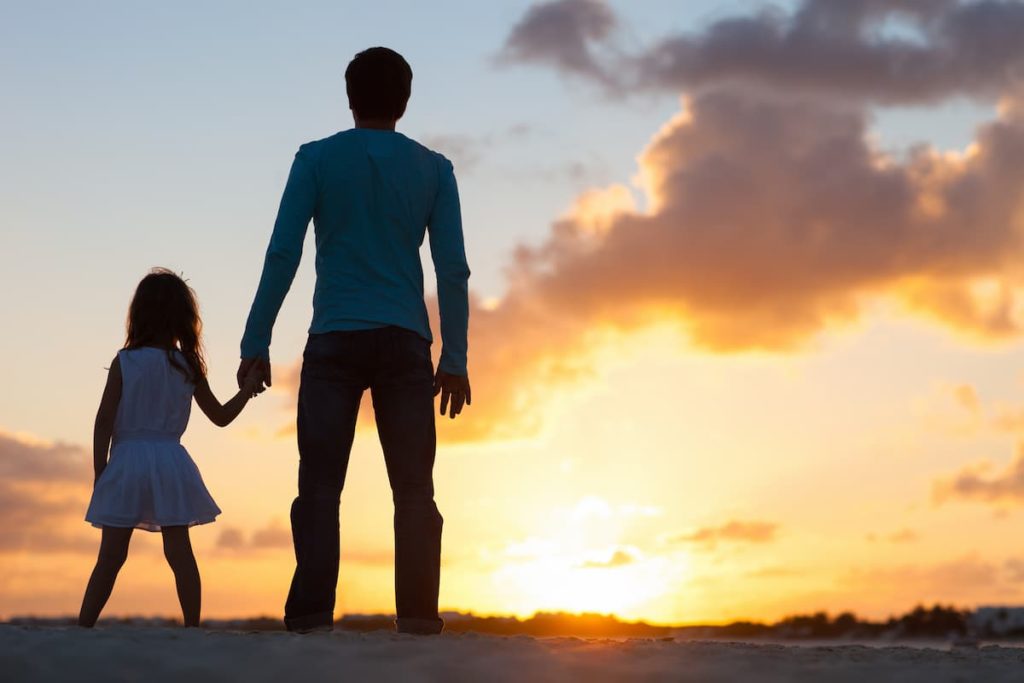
[{"left": 240, "top": 129, "right": 470, "bottom": 375}]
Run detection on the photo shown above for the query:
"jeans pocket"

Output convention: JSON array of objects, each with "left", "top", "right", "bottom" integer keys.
[{"left": 389, "top": 329, "right": 433, "bottom": 377}]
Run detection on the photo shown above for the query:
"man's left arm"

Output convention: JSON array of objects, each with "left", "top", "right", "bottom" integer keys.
[{"left": 238, "top": 146, "right": 316, "bottom": 388}]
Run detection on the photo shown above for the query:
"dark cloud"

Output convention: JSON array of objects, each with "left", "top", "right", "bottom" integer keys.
[
  {"left": 673, "top": 520, "right": 778, "bottom": 548},
  {"left": 498, "top": 0, "right": 620, "bottom": 87},
  {"left": 933, "top": 446, "right": 1024, "bottom": 505},
  {"left": 502, "top": 0, "right": 1024, "bottom": 104}
]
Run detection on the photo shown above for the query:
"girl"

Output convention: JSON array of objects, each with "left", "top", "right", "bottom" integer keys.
[{"left": 79, "top": 268, "right": 264, "bottom": 627}]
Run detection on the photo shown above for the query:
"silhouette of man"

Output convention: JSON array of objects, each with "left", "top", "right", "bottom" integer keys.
[{"left": 238, "top": 47, "right": 470, "bottom": 635}]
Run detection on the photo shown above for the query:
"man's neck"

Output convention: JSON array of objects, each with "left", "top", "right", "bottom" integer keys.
[{"left": 354, "top": 117, "right": 397, "bottom": 131}]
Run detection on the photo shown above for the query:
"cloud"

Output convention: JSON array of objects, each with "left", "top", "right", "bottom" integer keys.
[
  {"left": 0, "top": 430, "right": 89, "bottom": 482},
  {"left": 673, "top": 520, "right": 778, "bottom": 548},
  {"left": 215, "top": 527, "right": 246, "bottom": 550},
  {"left": 502, "top": 0, "right": 1024, "bottom": 104},
  {"left": 420, "top": 125, "right": 535, "bottom": 174},
  {"left": 215, "top": 522, "right": 391, "bottom": 565},
  {"left": 0, "top": 429, "right": 93, "bottom": 554},
  {"left": 216, "top": 520, "right": 291, "bottom": 551},
  {"left": 580, "top": 548, "right": 635, "bottom": 569},
  {"left": 434, "top": 84, "right": 1024, "bottom": 441},
  {"left": 933, "top": 446, "right": 1024, "bottom": 505},
  {"left": 420, "top": 134, "right": 486, "bottom": 173},
  {"left": 498, "top": 0, "right": 620, "bottom": 88}
]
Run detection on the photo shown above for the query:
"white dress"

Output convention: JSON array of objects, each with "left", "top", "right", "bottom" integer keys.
[{"left": 85, "top": 347, "right": 221, "bottom": 531}]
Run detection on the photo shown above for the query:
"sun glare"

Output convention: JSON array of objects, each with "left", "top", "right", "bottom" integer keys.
[{"left": 490, "top": 497, "right": 681, "bottom": 619}]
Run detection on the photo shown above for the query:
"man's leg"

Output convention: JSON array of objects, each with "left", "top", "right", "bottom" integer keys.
[
  {"left": 371, "top": 328, "right": 443, "bottom": 635},
  {"left": 285, "top": 333, "right": 367, "bottom": 632}
]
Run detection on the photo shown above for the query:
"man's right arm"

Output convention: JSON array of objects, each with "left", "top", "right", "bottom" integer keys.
[{"left": 239, "top": 146, "right": 317, "bottom": 383}]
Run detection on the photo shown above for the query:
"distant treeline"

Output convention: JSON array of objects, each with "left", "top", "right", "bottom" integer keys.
[
  {"left": 698, "top": 605, "right": 971, "bottom": 640},
  {"left": 6, "top": 604, "right": 975, "bottom": 639}
]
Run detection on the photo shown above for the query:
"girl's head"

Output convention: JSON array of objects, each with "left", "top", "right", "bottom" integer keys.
[{"left": 124, "top": 268, "right": 207, "bottom": 382}]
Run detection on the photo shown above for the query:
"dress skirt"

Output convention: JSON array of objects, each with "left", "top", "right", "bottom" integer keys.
[{"left": 85, "top": 439, "right": 221, "bottom": 532}]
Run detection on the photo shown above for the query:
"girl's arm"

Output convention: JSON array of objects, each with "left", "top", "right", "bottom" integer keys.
[
  {"left": 93, "top": 356, "right": 122, "bottom": 483},
  {"left": 194, "top": 375, "right": 261, "bottom": 428}
]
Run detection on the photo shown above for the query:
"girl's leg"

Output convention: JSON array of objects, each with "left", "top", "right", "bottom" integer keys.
[
  {"left": 78, "top": 526, "right": 134, "bottom": 627},
  {"left": 161, "top": 525, "right": 201, "bottom": 627}
]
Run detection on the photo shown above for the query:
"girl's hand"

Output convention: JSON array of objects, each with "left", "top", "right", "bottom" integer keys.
[{"left": 242, "top": 372, "right": 264, "bottom": 398}]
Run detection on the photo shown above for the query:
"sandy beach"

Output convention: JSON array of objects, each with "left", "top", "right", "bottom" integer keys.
[{"left": 2, "top": 626, "right": 1023, "bottom": 682}]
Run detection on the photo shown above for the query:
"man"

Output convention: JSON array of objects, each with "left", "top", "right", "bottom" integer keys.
[{"left": 238, "top": 47, "right": 471, "bottom": 635}]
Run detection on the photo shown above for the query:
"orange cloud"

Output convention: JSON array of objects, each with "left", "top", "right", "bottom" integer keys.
[
  {"left": 272, "top": 88, "right": 1024, "bottom": 444},
  {"left": 672, "top": 520, "right": 779, "bottom": 548},
  {"left": 216, "top": 520, "right": 291, "bottom": 551},
  {"left": 0, "top": 429, "right": 93, "bottom": 554}
]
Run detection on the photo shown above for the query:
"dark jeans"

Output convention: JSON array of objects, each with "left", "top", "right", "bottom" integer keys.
[{"left": 284, "top": 327, "right": 443, "bottom": 635}]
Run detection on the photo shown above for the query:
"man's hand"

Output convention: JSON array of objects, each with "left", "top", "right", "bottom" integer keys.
[
  {"left": 434, "top": 370, "right": 471, "bottom": 419},
  {"left": 238, "top": 357, "right": 272, "bottom": 394}
]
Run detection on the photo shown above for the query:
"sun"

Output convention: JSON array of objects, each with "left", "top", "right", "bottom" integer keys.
[{"left": 494, "top": 547, "right": 683, "bottom": 620}]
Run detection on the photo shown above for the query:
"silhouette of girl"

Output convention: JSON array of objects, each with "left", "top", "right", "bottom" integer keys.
[{"left": 78, "top": 268, "right": 263, "bottom": 627}]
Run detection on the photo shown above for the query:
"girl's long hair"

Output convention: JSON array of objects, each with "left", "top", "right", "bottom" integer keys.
[{"left": 124, "top": 268, "right": 207, "bottom": 382}]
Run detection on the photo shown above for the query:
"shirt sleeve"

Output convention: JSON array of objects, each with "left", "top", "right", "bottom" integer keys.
[
  {"left": 240, "top": 146, "right": 316, "bottom": 360},
  {"left": 427, "top": 156, "right": 471, "bottom": 375}
]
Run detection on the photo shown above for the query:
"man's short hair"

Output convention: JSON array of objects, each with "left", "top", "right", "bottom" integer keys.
[{"left": 345, "top": 47, "right": 413, "bottom": 121}]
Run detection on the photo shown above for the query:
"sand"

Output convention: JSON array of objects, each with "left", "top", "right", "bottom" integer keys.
[{"left": 2, "top": 625, "right": 1024, "bottom": 682}]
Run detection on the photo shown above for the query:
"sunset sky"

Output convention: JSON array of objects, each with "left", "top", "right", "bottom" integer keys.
[{"left": 6, "top": 0, "right": 1024, "bottom": 626}]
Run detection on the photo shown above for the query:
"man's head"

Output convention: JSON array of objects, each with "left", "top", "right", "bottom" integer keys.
[{"left": 345, "top": 47, "right": 413, "bottom": 124}]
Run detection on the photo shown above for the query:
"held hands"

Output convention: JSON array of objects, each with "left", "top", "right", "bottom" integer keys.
[
  {"left": 238, "top": 357, "right": 272, "bottom": 397},
  {"left": 241, "top": 370, "right": 264, "bottom": 398},
  {"left": 434, "top": 370, "right": 471, "bottom": 419}
]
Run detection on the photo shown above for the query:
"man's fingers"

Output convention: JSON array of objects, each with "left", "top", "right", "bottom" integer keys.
[
  {"left": 451, "top": 393, "right": 465, "bottom": 419},
  {"left": 263, "top": 359, "right": 273, "bottom": 387},
  {"left": 465, "top": 383, "right": 472, "bottom": 406},
  {"left": 433, "top": 375, "right": 443, "bottom": 397},
  {"left": 440, "top": 388, "right": 450, "bottom": 416}
]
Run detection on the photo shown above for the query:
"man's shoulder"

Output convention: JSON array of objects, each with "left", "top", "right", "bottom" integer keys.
[
  {"left": 295, "top": 131, "right": 351, "bottom": 157},
  {"left": 403, "top": 135, "right": 455, "bottom": 171}
]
